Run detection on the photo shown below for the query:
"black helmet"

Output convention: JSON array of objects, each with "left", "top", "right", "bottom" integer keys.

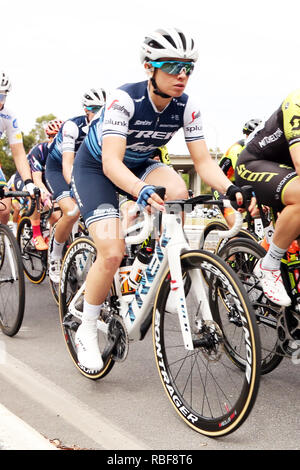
[{"left": 243, "top": 118, "right": 262, "bottom": 135}]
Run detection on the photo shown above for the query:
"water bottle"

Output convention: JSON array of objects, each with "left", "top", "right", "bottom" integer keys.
[{"left": 128, "top": 247, "right": 152, "bottom": 289}]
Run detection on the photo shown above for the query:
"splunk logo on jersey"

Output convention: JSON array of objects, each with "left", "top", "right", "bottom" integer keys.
[
  {"left": 104, "top": 118, "right": 127, "bottom": 127},
  {"left": 107, "top": 99, "right": 130, "bottom": 117}
]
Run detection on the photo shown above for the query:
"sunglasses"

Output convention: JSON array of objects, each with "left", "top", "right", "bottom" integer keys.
[
  {"left": 0, "top": 93, "right": 7, "bottom": 102},
  {"left": 148, "top": 60, "right": 194, "bottom": 76},
  {"left": 85, "top": 105, "right": 101, "bottom": 112}
]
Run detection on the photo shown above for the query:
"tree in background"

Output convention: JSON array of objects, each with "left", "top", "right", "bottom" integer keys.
[{"left": 1, "top": 114, "right": 57, "bottom": 179}]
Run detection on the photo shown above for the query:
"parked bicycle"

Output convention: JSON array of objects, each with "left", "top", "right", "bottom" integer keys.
[{"left": 59, "top": 188, "right": 261, "bottom": 437}]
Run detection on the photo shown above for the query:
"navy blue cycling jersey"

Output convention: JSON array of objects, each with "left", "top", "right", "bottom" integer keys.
[
  {"left": 48, "top": 115, "right": 89, "bottom": 164},
  {"left": 28, "top": 142, "right": 50, "bottom": 172},
  {"left": 85, "top": 80, "right": 204, "bottom": 168}
]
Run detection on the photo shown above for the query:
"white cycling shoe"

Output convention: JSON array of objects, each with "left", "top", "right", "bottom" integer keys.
[
  {"left": 253, "top": 260, "right": 291, "bottom": 307},
  {"left": 75, "top": 318, "right": 103, "bottom": 372},
  {"left": 49, "top": 258, "right": 62, "bottom": 284}
]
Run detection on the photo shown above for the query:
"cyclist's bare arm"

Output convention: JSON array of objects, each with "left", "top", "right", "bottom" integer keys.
[
  {"left": 102, "top": 135, "right": 164, "bottom": 211},
  {"left": 10, "top": 143, "right": 32, "bottom": 182},
  {"left": 290, "top": 143, "right": 300, "bottom": 176},
  {"left": 188, "top": 139, "right": 256, "bottom": 214}
]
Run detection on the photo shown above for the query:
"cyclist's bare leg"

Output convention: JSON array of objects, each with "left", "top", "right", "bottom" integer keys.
[
  {"left": 144, "top": 165, "right": 188, "bottom": 200},
  {"left": 85, "top": 218, "right": 125, "bottom": 305},
  {"left": 53, "top": 196, "right": 79, "bottom": 243},
  {"left": 272, "top": 179, "right": 300, "bottom": 249},
  {"left": 0, "top": 197, "right": 11, "bottom": 225}
]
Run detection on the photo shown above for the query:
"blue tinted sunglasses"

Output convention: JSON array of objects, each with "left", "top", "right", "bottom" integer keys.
[
  {"left": 0, "top": 93, "right": 7, "bottom": 102},
  {"left": 85, "top": 105, "right": 101, "bottom": 112},
  {"left": 148, "top": 60, "right": 194, "bottom": 76}
]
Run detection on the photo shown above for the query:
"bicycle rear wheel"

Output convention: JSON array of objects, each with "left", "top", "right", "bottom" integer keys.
[
  {"left": 59, "top": 236, "right": 115, "bottom": 379},
  {"left": 17, "top": 217, "right": 47, "bottom": 284},
  {"left": 0, "top": 224, "right": 25, "bottom": 336},
  {"left": 218, "top": 237, "right": 283, "bottom": 374},
  {"left": 48, "top": 221, "right": 72, "bottom": 304},
  {"left": 153, "top": 249, "right": 261, "bottom": 437}
]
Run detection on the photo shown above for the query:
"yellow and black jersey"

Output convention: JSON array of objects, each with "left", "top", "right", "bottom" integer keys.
[
  {"left": 219, "top": 139, "right": 245, "bottom": 182},
  {"left": 246, "top": 89, "right": 300, "bottom": 165}
]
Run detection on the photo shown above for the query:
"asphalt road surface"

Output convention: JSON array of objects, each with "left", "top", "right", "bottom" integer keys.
[{"left": 0, "top": 276, "right": 299, "bottom": 451}]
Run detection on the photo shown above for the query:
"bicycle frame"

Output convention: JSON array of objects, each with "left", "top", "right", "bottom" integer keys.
[{"left": 68, "top": 197, "right": 244, "bottom": 350}]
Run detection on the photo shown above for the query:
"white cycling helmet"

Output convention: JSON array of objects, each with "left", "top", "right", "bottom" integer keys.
[
  {"left": 140, "top": 28, "right": 199, "bottom": 63},
  {"left": 82, "top": 88, "right": 106, "bottom": 107},
  {"left": 0, "top": 71, "right": 12, "bottom": 93}
]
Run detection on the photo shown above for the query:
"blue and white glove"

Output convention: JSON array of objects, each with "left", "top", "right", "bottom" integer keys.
[
  {"left": 136, "top": 185, "right": 156, "bottom": 208},
  {"left": 24, "top": 179, "right": 39, "bottom": 197}
]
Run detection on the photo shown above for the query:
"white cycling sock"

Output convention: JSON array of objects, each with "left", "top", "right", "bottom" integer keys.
[
  {"left": 82, "top": 300, "right": 102, "bottom": 321},
  {"left": 261, "top": 241, "right": 286, "bottom": 271},
  {"left": 50, "top": 238, "right": 65, "bottom": 260}
]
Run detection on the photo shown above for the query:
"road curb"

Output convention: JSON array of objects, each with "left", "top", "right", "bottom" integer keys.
[{"left": 0, "top": 403, "right": 58, "bottom": 450}]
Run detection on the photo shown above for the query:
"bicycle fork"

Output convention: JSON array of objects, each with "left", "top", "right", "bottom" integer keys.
[
  {"left": 4, "top": 236, "right": 17, "bottom": 280},
  {"left": 167, "top": 244, "right": 213, "bottom": 351}
]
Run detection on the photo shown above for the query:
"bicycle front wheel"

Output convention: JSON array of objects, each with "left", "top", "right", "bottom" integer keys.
[
  {"left": 153, "top": 249, "right": 261, "bottom": 437},
  {"left": 0, "top": 224, "right": 25, "bottom": 336},
  {"left": 218, "top": 237, "right": 283, "bottom": 374},
  {"left": 17, "top": 217, "right": 47, "bottom": 284}
]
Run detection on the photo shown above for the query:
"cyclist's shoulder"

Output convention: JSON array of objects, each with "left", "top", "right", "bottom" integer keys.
[
  {"left": 64, "top": 115, "right": 87, "bottom": 128},
  {"left": 281, "top": 88, "right": 300, "bottom": 111},
  {"left": 0, "top": 105, "right": 17, "bottom": 123},
  {"left": 224, "top": 139, "right": 245, "bottom": 157},
  {"left": 118, "top": 80, "right": 148, "bottom": 98}
]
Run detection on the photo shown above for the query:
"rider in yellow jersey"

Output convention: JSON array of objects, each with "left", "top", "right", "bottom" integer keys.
[{"left": 236, "top": 89, "right": 300, "bottom": 307}]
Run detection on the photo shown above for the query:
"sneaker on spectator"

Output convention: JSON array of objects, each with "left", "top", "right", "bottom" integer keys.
[{"left": 253, "top": 260, "right": 291, "bottom": 307}]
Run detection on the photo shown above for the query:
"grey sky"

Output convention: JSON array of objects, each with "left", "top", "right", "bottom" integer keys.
[{"left": 2, "top": 0, "right": 300, "bottom": 153}]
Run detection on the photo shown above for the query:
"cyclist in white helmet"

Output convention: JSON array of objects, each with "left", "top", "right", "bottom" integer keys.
[
  {"left": 71, "top": 28, "right": 256, "bottom": 372},
  {"left": 45, "top": 88, "right": 106, "bottom": 282},
  {"left": 0, "top": 71, "right": 39, "bottom": 224}
]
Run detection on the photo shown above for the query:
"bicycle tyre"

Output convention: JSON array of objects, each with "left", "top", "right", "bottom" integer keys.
[
  {"left": 218, "top": 237, "right": 283, "bottom": 374},
  {"left": 153, "top": 249, "right": 261, "bottom": 437},
  {"left": 17, "top": 217, "right": 47, "bottom": 284},
  {"left": 202, "top": 220, "right": 259, "bottom": 254},
  {"left": 48, "top": 221, "right": 72, "bottom": 304},
  {"left": 0, "top": 224, "right": 25, "bottom": 336},
  {"left": 59, "top": 236, "right": 115, "bottom": 380}
]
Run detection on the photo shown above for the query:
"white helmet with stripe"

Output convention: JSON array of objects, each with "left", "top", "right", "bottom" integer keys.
[{"left": 140, "top": 28, "right": 199, "bottom": 63}]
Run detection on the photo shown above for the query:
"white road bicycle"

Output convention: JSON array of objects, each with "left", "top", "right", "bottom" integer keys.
[{"left": 59, "top": 189, "right": 261, "bottom": 437}]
